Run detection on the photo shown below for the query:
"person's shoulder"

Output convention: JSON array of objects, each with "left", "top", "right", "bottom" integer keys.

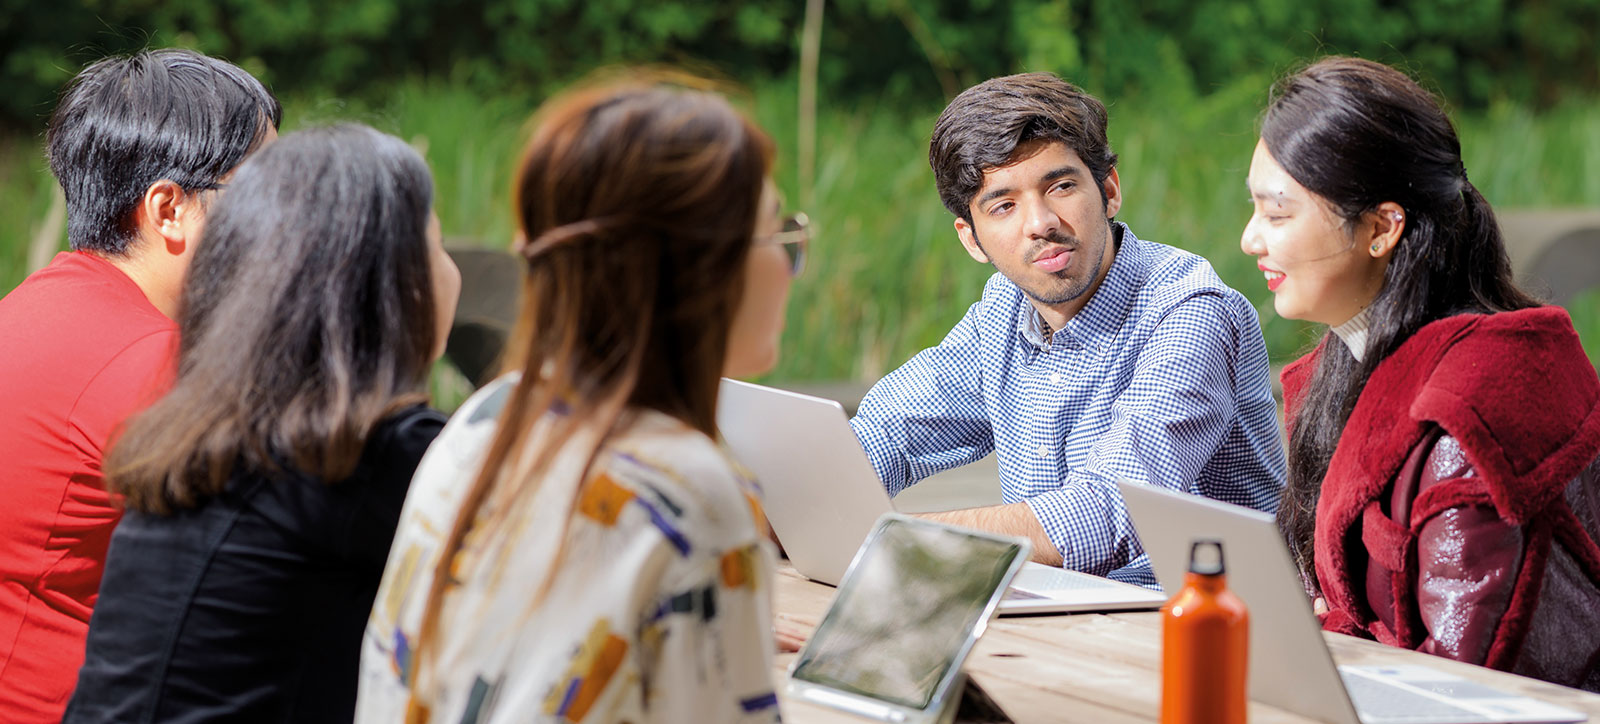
[
  {"left": 610, "top": 414, "right": 742, "bottom": 496},
  {"left": 1422, "top": 307, "right": 1594, "bottom": 396},
  {"left": 1, "top": 252, "right": 105, "bottom": 301},
  {"left": 605, "top": 414, "right": 761, "bottom": 542},
  {"left": 89, "top": 324, "right": 178, "bottom": 379},
  {"left": 364, "top": 404, "right": 449, "bottom": 472},
  {"left": 456, "top": 373, "right": 521, "bottom": 423},
  {"left": 1396, "top": 307, "right": 1598, "bottom": 519},
  {"left": 1, "top": 253, "right": 175, "bottom": 381},
  {"left": 979, "top": 270, "right": 1023, "bottom": 301},
  {"left": 380, "top": 404, "right": 449, "bottom": 444},
  {"left": 974, "top": 271, "right": 1029, "bottom": 323},
  {"left": 1453, "top": 306, "right": 1583, "bottom": 345},
  {"left": 62, "top": 326, "right": 178, "bottom": 442},
  {"left": 1125, "top": 232, "right": 1251, "bottom": 319},
  {"left": 1133, "top": 235, "right": 1236, "bottom": 295},
  {"left": 1403, "top": 306, "right": 1587, "bottom": 369},
  {"left": 403, "top": 374, "right": 519, "bottom": 499},
  {"left": 429, "top": 374, "right": 518, "bottom": 454},
  {"left": 2, "top": 252, "right": 168, "bottom": 324}
]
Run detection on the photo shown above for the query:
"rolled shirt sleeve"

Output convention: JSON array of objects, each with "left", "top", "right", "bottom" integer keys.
[{"left": 851, "top": 301, "right": 994, "bottom": 496}]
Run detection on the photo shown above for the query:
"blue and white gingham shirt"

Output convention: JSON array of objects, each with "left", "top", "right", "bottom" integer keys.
[{"left": 851, "top": 223, "right": 1286, "bottom": 586}]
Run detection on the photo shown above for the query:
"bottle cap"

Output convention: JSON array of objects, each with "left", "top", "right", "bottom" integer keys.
[{"left": 1188, "top": 539, "right": 1226, "bottom": 576}]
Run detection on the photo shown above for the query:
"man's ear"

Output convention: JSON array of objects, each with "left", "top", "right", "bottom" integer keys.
[
  {"left": 955, "top": 217, "right": 989, "bottom": 264},
  {"left": 136, "top": 179, "right": 198, "bottom": 255},
  {"left": 1101, "top": 167, "right": 1123, "bottom": 219}
]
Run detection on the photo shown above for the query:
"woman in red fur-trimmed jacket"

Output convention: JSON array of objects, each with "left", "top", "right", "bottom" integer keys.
[{"left": 1241, "top": 56, "right": 1600, "bottom": 691}]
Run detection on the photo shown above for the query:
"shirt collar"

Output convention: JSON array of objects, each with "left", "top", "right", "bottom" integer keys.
[
  {"left": 1019, "top": 221, "right": 1143, "bottom": 351},
  {"left": 1020, "top": 305, "right": 1053, "bottom": 347},
  {"left": 1331, "top": 307, "right": 1372, "bottom": 362}
]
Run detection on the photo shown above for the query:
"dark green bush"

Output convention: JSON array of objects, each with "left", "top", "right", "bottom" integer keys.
[{"left": 4, "top": 0, "right": 1597, "bottom": 130}]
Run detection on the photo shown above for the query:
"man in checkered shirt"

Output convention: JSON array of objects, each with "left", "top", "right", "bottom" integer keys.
[{"left": 850, "top": 72, "right": 1286, "bottom": 587}]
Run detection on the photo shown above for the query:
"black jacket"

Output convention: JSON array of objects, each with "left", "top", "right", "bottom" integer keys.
[{"left": 63, "top": 406, "right": 445, "bottom": 723}]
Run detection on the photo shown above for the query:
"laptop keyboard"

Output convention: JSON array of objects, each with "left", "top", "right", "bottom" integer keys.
[
  {"left": 1341, "top": 673, "right": 1490, "bottom": 722},
  {"left": 1013, "top": 566, "right": 1120, "bottom": 593}
]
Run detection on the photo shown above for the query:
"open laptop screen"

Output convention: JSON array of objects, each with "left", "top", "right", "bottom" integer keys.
[{"left": 790, "top": 517, "right": 1024, "bottom": 710}]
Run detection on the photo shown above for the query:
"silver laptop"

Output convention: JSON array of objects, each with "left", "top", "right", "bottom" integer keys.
[
  {"left": 716, "top": 379, "right": 1166, "bottom": 615},
  {"left": 1118, "top": 480, "right": 1587, "bottom": 724}
]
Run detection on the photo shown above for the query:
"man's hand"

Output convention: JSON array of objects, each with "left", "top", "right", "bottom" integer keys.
[{"left": 916, "top": 502, "right": 1063, "bottom": 567}]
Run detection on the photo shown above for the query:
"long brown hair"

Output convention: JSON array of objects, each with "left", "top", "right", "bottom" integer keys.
[
  {"left": 106, "top": 124, "right": 439, "bottom": 514},
  {"left": 409, "top": 73, "right": 774, "bottom": 697},
  {"left": 1262, "top": 58, "right": 1540, "bottom": 579}
]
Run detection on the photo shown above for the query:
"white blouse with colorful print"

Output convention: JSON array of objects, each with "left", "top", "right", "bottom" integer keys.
[{"left": 356, "top": 375, "right": 781, "bottom": 724}]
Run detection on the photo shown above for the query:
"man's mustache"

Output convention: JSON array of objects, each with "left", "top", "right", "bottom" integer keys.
[{"left": 1029, "top": 231, "right": 1080, "bottom": 262}]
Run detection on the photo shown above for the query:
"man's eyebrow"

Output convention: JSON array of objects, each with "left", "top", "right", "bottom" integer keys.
[
  {"left": 1041, "top": 166, "right": 1082, "bottom": 184},
  {"left": 975, "top": 186, "right": 1015, "bottom": 209}
]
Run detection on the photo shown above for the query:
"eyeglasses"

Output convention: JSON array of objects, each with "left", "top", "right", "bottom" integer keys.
[{"left": 761, "top": 212, "right": 809, "bottom": 277}]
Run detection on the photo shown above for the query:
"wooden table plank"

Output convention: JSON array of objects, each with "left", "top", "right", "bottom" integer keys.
[{"left": 772, "top": 565, "right": 1600, "bottom": 722}]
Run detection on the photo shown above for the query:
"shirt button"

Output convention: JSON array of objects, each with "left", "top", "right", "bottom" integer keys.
[
  {"left": 1049, "top": 373, "right": 1064, "bottom": 385},
  {"left": 1036, "top": 444, "right": 1051, "bottom": 459}
]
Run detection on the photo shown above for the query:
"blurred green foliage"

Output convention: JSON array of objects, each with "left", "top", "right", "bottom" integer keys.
[
  {"left": 13, "top": 76, "right": 1597, "bottom": 383},
  {"left": 5, "top": 0, "right": 1600, "bottom": 130},
  {"left": 3, "top": 1, "right": 1597, "bottom": 383}
]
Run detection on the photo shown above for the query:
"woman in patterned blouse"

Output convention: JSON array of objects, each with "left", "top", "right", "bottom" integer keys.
[{"left": 356, "top": 72, "right": 805, "bottom": 723}]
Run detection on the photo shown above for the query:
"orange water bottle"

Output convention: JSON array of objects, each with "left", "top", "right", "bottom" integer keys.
[{"left": 1160, "top": 539, "right": 1248, "bottom": 724}]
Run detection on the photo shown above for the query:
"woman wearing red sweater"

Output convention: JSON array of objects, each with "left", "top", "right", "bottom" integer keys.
[{"left": 1242, "top": 57, "right": 1600, "bottom": 691}]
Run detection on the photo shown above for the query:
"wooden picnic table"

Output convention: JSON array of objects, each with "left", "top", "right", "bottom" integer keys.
[{"left": 770, "top": 564, "right": 1600, "bottom": 723}]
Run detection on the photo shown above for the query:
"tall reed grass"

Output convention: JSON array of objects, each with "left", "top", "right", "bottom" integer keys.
[{"left": 2, "top": 77, "right": 1596, "bottom": 387}]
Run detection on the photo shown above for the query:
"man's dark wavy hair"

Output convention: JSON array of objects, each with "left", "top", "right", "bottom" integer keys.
[{"left": 929, "top": 72, "right": 1118, "bottom": 223}]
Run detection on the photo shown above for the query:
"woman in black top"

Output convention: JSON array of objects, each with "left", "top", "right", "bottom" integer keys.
[{"left": 64, "top": 124, "right": 461, "bottom": 723}]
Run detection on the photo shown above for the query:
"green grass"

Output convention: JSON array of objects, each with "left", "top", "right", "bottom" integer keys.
[
  {"left": 1572, "top": 288, "right": 1600, "bottom": 364},
  {"left": 751, "top": 76, "right": 1600, "bottom": 379},
  {"left": 0, "top": 137, "right": 63, "bottom": 293},
  {"left": 4, "top": 76, "right": 1597, "bottom": 386}
]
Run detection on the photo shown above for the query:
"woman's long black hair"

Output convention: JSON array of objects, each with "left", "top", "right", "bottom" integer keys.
[{"left": 1264, "top": 57, "right": 1541, "bottom": 580}]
